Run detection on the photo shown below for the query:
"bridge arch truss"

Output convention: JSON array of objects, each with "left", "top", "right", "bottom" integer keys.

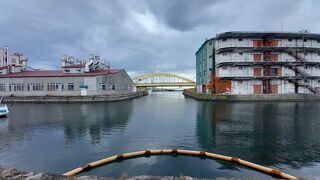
[{"left": 133, "top": 72, "right": 196, "bottom": 87}]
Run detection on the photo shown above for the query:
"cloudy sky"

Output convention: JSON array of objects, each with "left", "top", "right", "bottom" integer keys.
[{"left": 1, "top": 0, "right": 320, "bottom": 79}]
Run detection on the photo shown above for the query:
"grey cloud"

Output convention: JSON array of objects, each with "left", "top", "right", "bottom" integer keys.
[
  {"left": 0, "top": 0, "right": 320, "bottom": 76},
  {"left": 145, "top": 0, "right": 226, "bottom": 31}
]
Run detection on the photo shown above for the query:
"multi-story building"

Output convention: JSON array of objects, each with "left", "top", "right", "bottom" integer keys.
[
  {"left": 0, "top": 48, "right": 136, "bottom": 96},
  {"left": 195, "top": 38, "right": 214, "bottom": 93},
  {"left": 0, "top": 47, "right": 29, "bottom": 74},
  {"left": 196, "top": 31, "right": 320, "bottom": 94}
]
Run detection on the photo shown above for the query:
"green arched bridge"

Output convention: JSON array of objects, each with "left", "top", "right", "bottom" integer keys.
[{"left": 133, "top": 72, "right": 196, "bottom": 87}]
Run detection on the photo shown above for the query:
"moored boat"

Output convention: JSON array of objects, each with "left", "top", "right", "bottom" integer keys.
[{"left": 0, "top": 96, "right": 9, "bottom": 117}]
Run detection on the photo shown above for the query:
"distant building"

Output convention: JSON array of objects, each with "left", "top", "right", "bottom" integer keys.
[
  {"left": 196, "top": 31, "right": 320, "bottom": 94},
  {"left": 195, "top": 38, "right": 214, "bottom": 93},
  {"left": 0, "top": 47, "right": 136, "bottom": 96},
  {"left": 0, "top": 47, "right": 30, "bottom": 74}
]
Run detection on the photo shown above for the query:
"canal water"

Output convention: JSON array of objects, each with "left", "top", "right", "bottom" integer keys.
[{"left": 0, "top": 92, "right": 319, "bottom": 179}]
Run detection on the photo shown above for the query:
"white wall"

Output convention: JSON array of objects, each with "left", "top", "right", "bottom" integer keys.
[
  {"left": 196, "top": 85, "right": 202, "bottom": 93},
  {"left": 280, "top": 80, "right": 295, "bottom": 93},
  {"left": 216, "top": 52, "right": 320, "bottom": 63},
  {"left": 231, "top": 80, "right": 257, "bottom": 94},
  {"left": 216, "top": 38, "right": 320, "bottom": 49},
  {"left": 218, "top": 66, "right": 253, "bottom": 77},
  {"left": 216, "top": 52, "right": 253, "bottom": 63},
  {"left": 230, "top": 79, "right": 300, "bottom": 94},
  {"left": 282, "top": 67, "right": 295, "bottom": 76},
  {"left": 215, "top": 38, "right": 254, "bottom": 49}
]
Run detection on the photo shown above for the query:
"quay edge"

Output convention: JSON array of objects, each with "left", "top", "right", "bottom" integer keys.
[
  {"left": 2, "top": 91, "right": 148, "bottom": 103},
  {"left": 183, "top": 89, "right": 320, "bottom": 102},
  {"left": 0, "top": 165, "right": 210, "bottom": 180}
]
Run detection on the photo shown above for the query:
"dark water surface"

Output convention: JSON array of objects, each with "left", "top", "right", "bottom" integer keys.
[{"left": 0, "top": 92, "right": 319, "bottom": 179}]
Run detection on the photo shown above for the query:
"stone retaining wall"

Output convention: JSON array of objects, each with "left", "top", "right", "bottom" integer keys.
[
  {"left": 183, "top": 89, "right": 320, "bottom": 102},
  {"left": 2, "top": 91, "right": 148, "bottom": 102},
  {"left": 0, "top": 165, "right": 205, "bottom": 180}
]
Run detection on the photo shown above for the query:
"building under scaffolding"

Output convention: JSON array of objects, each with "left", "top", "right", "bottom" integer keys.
[{"left": 196, "top": 31, "right": 320, "bottom": 94}]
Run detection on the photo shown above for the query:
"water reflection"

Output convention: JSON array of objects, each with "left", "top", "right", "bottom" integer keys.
[
  {"left": 0, "top": 93, "right": 320, "bottom": 178},
  {"left": 0, "top": 101, "right": 133, "bottom": 145},
  {"left": 196, "top": 101, "right": 320, "bottom": 170}
]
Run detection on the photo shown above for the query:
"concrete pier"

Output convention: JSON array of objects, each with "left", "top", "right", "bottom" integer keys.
[
  {"left": 2, "top": 91, "right": 148, "bottom": 102},
  {"left": 183, "top": 89, "right": 320, "bottom": 102}
]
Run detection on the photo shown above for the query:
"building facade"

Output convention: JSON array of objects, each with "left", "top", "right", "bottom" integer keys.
[
  {"left": 0, "top": 47, "right": 30, "bottom": 74},
  {"left": 0, "top": 48, "right": 136, "bottom": 96},
  {"left": 196, "top": 31, "right": 320, "bottom": 94},
  {"left": 195, "top": 38, "right": 215, "bottom": 93}
]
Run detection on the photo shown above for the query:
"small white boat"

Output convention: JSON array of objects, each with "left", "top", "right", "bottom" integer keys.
[{"left": 0, "top": 96, "right": 9, "bottom": 117}]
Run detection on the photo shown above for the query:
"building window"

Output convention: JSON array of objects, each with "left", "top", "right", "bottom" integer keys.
[
  {"left": 9, "top": 83, "right": 24, "bottom": 91},
  {"left": 288, "top": 38, "right": 292, "bottom": 42},
  {"left": 0, "top": 84, "right": 6, "bottom": 91},
  {"left": 239, "top": 52, "right": 243, "bottom": 55},
  {"left": 37, "top": 83, "right": 44, "bottom": 91},
  {"left": 222, "top": 38, "right": 227, "bottom": 42},
  {"left": 209, "top": 55, "right": 213, "bottom": 58},
  {"left": 271, "top": 68, "right": 278, "bottom": 76},
  {"left": 239, "top": 38, "right": 243, "bottom": 41},
  {"left": 48, "top": 83, "right": 54, "bottom": 91},
  {"left": 65, "top": 69, "right": 70, "bottom": 72},
  {"left": 304, "top": 52, "right": 308, "bottom": 56},
  {"left": 239, "top": 67, "right": 243, "bottom": 70},
  {"left": 304, "top": 39, "right": 307, "bottom": 42},
  {"left": 222, "top": 52, "right": 227, "bottom": 56},
  {"left": 209, "top": 42, "right": 212, "bottom": 45},
  {"left": 47, "top": 83, "right": 63, "bottom": 91},
  {"left": 68, "top": 83, "right": 74, "bottom": 91},
  {"left": 108, "top": 83, "right": 115, "bottom": 91},
  {"left": 317, "top": 40, "right": 320, "bottom": 43},
  {"left": 28, "top": 83, "right": 44, "bottom": 91},
  {"left": 99, "top": 83, "right": 106, "bottom": 90}
]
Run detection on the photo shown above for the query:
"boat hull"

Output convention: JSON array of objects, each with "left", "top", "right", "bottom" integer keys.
[{"left": 0, "top": 104, "right": 9, "bottom": 118}]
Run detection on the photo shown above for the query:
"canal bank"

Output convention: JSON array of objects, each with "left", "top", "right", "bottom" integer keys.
[
  {"left": 2, "top": 91, "right": 147, "bottom": 102},
  {"left": 0, "top": 165, "right": 204, "bottom": 180},
  {"left": 183, "top": 89, "right": 320, "bottom": 102}
]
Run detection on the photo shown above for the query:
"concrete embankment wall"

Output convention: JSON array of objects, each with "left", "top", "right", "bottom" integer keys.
[
  {"left": 0, "top": 165, "right": 204, "bottom": 180},
  {"left": 2, "top": 91, "right": 148, "bottom": 102},
  {"left": 183, "top": 89, "right": 320, "bottom": 102}
]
